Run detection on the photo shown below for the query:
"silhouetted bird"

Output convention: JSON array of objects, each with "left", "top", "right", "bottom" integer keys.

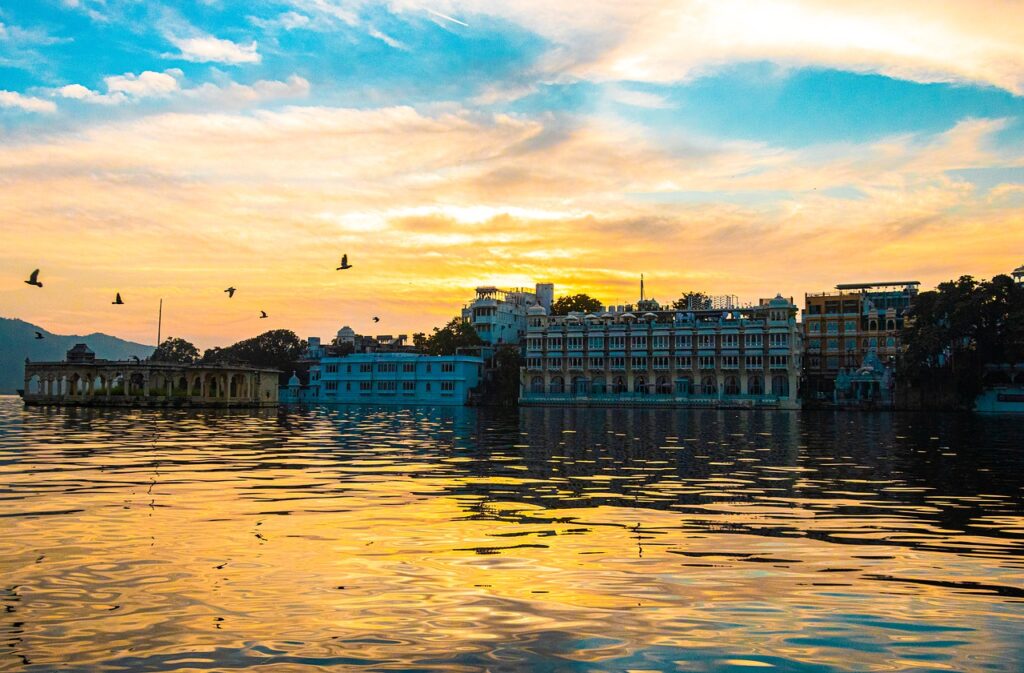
[
  {"left": 260, "top": 310, "right": 268, "bottom": 319},
  {"left": 336, "top": 254, "right": 352, "bottom": 270},
  {"left": 372, "top": 316, "right": 380, "bottom": 322},
  {"left": 24, "top": 269, "right": 43, "bottom": 287},
  {"left": 34, "top": 331, "right": 44, "bottom": 340},
  {"left": 225, "top": 287, "right": 236, "bottom": 298},
  {"left": 112, "top": 293, "right": 124, "bottom": 305}
]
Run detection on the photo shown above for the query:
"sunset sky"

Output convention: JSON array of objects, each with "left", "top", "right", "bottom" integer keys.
[{"left": 2, "top": 1, "right": 1023, "bottom": 348}]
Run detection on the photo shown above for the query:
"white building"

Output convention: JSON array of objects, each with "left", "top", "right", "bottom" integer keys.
[
  {"left": 520, "top": 295, "right": 802, "bottom": 409},
  {"left": 461, "top": 283, "right": 553, "bottom": 346}
]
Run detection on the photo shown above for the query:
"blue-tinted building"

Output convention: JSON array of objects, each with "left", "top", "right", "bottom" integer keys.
[{"left": 283, "top": 352, "right": 484, "bottom": 405}]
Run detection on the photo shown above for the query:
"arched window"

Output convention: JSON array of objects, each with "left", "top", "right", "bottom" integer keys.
[
  {"left": 530, "top": 376, "right": 544, "bottom": 394},
  {"left": 550, "top": 376, "right": 564, "bottom": 394},
  {"left": 869, "top": 319, "right": 878, "bottom": 331},
  {"left": 634, "top": 376, "right": 647, "bottom": 393},
  {"left": 771, "top": 375, "right": 789, "bottom": 397},
  {"left": 592, "top": 377, "right": 606, "bottom": 394},
  {"left": 656, "top": 375, "right": 671, "bottom": 394},
  {"left": 675, "top": 377, "right": 691, "bottom": 395},
  {"left": 747, "top": 375, "right": 763, "bottom": 395},
  {"left": 886, "top": 319, "right": 895, "bottom": 331},
  {"left": 724, "top": 375, "right": 739, "bottom": 395},
  {"left": 701, "top": 376, "right": 717, "bottom": 395}
]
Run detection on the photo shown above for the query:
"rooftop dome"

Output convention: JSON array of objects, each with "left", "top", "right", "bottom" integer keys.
[
  {"left": 288, "top": 371, "right": 301, "bottom": 387},
  {"left": 527, "top": 304, "right": 547, "bottom": 316},
  {"left": 66, "top": 343, "right": 96, "bottom": 363},
  {"left": 769, "top": 293, "right": 790, "bottom": 307},
  {"left": 337, "top": 325, "right": 356, "bottom": 338}
]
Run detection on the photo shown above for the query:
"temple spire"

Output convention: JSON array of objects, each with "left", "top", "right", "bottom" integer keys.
[{"left": 640, "top": 274, "right": 645, "bottom": 302}]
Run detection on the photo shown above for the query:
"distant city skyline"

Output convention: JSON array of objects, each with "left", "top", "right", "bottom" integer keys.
[{"left": 2, "top": 1, "right": 1022, "bottom": 349}]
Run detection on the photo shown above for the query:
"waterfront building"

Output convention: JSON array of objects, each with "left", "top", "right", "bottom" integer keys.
[
  {"left": 1013, "top": 264, "right": 1024, "bottom": 284},
  {"left": 520, "top": 294, "right": 802, "bottom": 409},
  {"left": 284, "top": 351, "right": 484, "bottom": 405},
  {"left": 22, "top": 344, "right": 279, "bottom": 407},
  {"left": 802, "top": 281, "right": 919, "bottom": 400},
  {"left": 461, "top": 283, "right": 554, "bottom": 346}
]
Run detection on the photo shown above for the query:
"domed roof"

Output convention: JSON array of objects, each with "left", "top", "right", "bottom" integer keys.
[
  {"left": 527, "top": 304, "right": 547, "bottom": 315},
  {"left": 288, "top": 371, "right": 300, "bottom": 386},
  {"left": 337, "top": 325, "right": 355, "bottom": 337},
  {"left": 769, "top": 293, "right": 790, "bottom": 307},
  {"left": 1013, "top": 264, "right": 1024, "bottom": 277},
  {"left": 642, "top": 312, "right": 658, "bottom": 320}
]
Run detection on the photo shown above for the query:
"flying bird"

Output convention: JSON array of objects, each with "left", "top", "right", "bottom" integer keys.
[
  {"left": 372, "top": 316, "right": 380, "bottom": 323},
  {"left": 112, "top": 293, "right": 124, "bottom": 305},
  {"left": 225, "top": 287, "right": 236, "bottom": 298},
  {"left": 24, "top": 269, "right": 43, "bottom": 287},
  {"left": 34, "top": 331, "right": 44, "bottom": 340},
  {"left": 259, "top": 311, "right": 268, "bottom": 319},
  {"left": 337, "top": 254, "right": 352, "bottom": 270}
]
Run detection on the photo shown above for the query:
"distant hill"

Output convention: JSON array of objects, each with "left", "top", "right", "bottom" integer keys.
[{"left": 0, "top": 317, "right": 153, "bottom": 394}]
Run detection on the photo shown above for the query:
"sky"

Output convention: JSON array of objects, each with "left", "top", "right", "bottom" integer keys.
[{"left": 1, "top": 0, "right": 1023, "bottom": 349}]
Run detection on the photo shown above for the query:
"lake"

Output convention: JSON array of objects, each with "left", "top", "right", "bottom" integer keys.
[{"left": 1, "top": 396, "right": 1022, "bottom": 672}]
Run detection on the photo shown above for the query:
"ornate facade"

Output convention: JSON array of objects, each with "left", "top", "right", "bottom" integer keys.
[
  {"left": 520, "top": 295, "right": 802, "bottom": 409},
  {"left": 22, "top": 344, "right": 279, "bottom": 407}
]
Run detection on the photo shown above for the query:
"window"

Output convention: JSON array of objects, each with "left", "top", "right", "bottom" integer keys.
[
  {"left": 609, "top": 357, "right": 625, "bottom": 370},
  {"left": 769, "top": 355, "right": 788, "bottom": 369},
  {"left": 721, "top": 355, "right": 739, "bottom": 369},
  {"left": 377, "top": 363, "right": 397, "bottom": 373},
  {"left": 403, "top": 363, "right": 415, "bottom": 373},
  {"left": 631, "top": 335, "right": 647, "bottom": 349},
  {"left": 675, "top": 355, "right": 692, "bottom": 369},
  {"left": 745, "top": 333, "right": 763, "bottom": 347},
  {"left": 699, "top": 356, "right": 715, "bottom": 369},
  {"left": 745, "top": 355, "right": 762, "bottom": 369},
  {"left": 844, "top": 320, "right": 857, "bottom": 331},
  {"left": 631, "top": 356, "right": 647, "bottom": 369},
  {"left": 402, "top": 381, "right": 415, "bottom": 391},
  {"left": 441, "top": 363, "right": 454, "bottom": 373},
  {"left": 359, "top": 381, "right": 372, "bottom": 391},
  {"left": 675, "top": 335, "right": 692, "bottom": 348},
  {"left": 827, "top": 322, "right": 838, "bottom": 333},
  {"left": 769, "top": 333, "right": 789, "bottom": 347},
  {"left": 868, "top": 337, "right": 878, "bottom": 349},
  {"left": 359, "top": 363, "right": 372, "bottom": 373},
  {"left": 808, "top": 338, "right": 821, "bottom": 350},
  {"left": 441, "top": 381, "right": 455, "bottom": 392},
  {"left": 721, "top": 334, "right": 739, "bottom": 348},
  {"left": 346, "top": 382, "right": 351, "bottom": 391},
  {"left": 826, "top": 356, "right": 839, "bottom": 369},
  {"left": 808, "top": 356, "right": 820, "bottom": 368},
  {"left": 377, "top": 381, "right": 397, "bottom": 391},
  {"left": 653, "top": 356, "right": 670, "bottom": 370},
  {"left": 652, "top": 335, "right": 669, "bottom": 349},
  {"left": 547, "top": 337, "right": 563, "bottom": 349},
  {"left": 588, "top": 336, "right": 604, "bottom": 349},
  {"left": 845, "top": 338, "right": 857, "bottom": 351},
  {"left": 346, "top": 365, "right": 351, "bottom": 373},
  {"left": 425, "top": 382, "right": 431, "bottom": 391},
  {"left": 527, "top": 338, "right": 543, "bottom": 351},
  {"left": 325, "top": 364, "right": 338, "bottom": 374},
  {"left": 886, "top": 336, "right": 896, "bottom": 348},
  {"left": 527, "top": 357, "right": 542, "bottom": 369},
  {"left": 548, "top": 357, "right": 562, "bottom": 370},
  {"left": 426, "top": 364, "right": 431, "bottom": 373},
  {"left": 567, "top": 336, "right": 584, "bottom": 350},
  {"left": 608, "top": 336, "right": 625, "bottom": 350},
  {"left": 807, "top": 321, "right": 820, "bottom": 333},
  {"left": 827, "top": 338, "right": 839, "bottom": 351},
  {"left": 589, "top": 357, "right": 605, "bottom": 370},
  {"left": 325, "top": 381, "right": 338, "bottom": 391},
  {"left": 698, "top": 334, "right": 715, "bottom": 348},
  {"left": 567, "top": 357, "right": 584, "bottom": 370}
]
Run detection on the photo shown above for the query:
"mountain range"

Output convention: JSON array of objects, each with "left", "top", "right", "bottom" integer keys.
[{"left": 0, "top": 317, "right": 153, "bottom": 394}]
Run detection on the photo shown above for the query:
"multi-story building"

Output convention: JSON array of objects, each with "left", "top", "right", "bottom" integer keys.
[
  {"left": 520, "top": 294, "right": 802, "bottom": 409},
  {"left": 285, "top": 352, "right": 483, "bottom": 405},
  {"left": 462, "top": 283, "right": 554, "bottom": 346},
  {"left": 802, "top": 281, "right": 919, "bottom": 399}
]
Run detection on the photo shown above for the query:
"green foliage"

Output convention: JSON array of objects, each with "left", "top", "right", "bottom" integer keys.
[
  {"left": 549, "top": 294, "right": 603, "bottom": 315},
  {"left": 671, "top": 291, "right": 712, "bottom": 311},
  {"left": 412, "top": 318, "right": 483, "bottom": 356},
  {"left": 152, "top": 337, "right": 200, "bottom": 364},
  {"left": 484, "top": 345, "right": 523, "bottom": 407},
  {"left": 202, "top": 329, "right": 308, "bottom": 384},
  {"left": 900, "top": 274, "right": 1024, "bottom": 405}
]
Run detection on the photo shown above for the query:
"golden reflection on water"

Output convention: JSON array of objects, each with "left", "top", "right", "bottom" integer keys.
[{"left": 1, "top": 399, "right": 1022, "bottom": 672}]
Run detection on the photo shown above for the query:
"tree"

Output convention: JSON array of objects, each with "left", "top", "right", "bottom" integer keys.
[
  {"left": 202, "top": 329, "right": 308, "bottom": 384},
  {"left": 550, "top": 293, "right": 603, "bottom": 315},
  {"left": 672, "top": 291, "right": 712, "bottom": 311},
  {"left": 900, "top": 274, "right": 1024, "bottom": 406},
  {"left": 152, "top": 337, "right": 199, "bottom": 364},
  {"left": 413, "top": 318, "right": 483, "bottom": 356}
]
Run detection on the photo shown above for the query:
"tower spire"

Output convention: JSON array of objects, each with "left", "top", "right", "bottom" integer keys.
[{"left": 640, "top": 274, "right": 645, "bottom": 302}]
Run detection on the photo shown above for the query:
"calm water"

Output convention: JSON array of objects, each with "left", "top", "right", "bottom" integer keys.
[{"left": 1, "top": 397, "right": 1022, "bottom": 673}]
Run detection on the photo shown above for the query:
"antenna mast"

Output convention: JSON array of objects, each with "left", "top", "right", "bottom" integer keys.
[{"left": 157, "top": 298, "right": 163, "bottom": 346}]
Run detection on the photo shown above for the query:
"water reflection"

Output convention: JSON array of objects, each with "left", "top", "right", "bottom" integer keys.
[{"left": 0, "top": 398, "right": 1021, "bottom": 672}]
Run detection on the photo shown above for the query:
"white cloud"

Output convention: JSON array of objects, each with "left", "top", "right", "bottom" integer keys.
[
  {"left": 166, "top": 35, "right": 260, "bottom": 64},
  {"left": 185, "top": 75, "right": 311, "bottom": 104},
  {"left": 0, "top": 90, "right": 56, "bottom": 113},
  {"left": 56, "top": 69, "right": 183, "bottom": 104}
]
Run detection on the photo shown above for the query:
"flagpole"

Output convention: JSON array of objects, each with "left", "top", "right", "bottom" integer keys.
[{"left": 157, "top": 298, "right": 163, "bottom": 346}]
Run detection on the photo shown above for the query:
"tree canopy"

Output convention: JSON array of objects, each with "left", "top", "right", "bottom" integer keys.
[
  {"left": 671, "top": 291, "right": 712, "bottom": 311},
  {"left": 901, "top": 274, "right": 1024, "bottom": 404},
  {"left": 202, "top": 329, "right": 308, "bottom": 383},
  {"left": 549, "top": 293, "right": 603, "bottom": 315},
  {"left": 151, "top": 337, "right": 199, "bottom": 364},
  {"left": 412, "top": 318, "right": 483, "bottom": 356}
]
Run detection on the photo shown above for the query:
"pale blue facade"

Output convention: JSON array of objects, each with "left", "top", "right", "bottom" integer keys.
[{"left": 283, "top": 353, "right": 484, "bottom": 405}]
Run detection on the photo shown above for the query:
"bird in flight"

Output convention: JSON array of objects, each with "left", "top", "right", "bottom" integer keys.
[
  {"left": 337, "top": 254, "right": 352, "bottom": 270},
  {"left": 112, "top": 293, "right": 124, "bottom": 305},
  {"left": 25, "top": 269, "right": 43, "bottom": 287},
  {"left": 225, "top": 287, "right": 236, "bottom": 298},
  {"left": 372, "top": 316, "right": 380, "bottom": 323},
  {"left": 259, "top": 310, "right": 268, "bottom": 319},
  {"left": 34, "top": 331, "right": 44, "bottom": 340}
]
